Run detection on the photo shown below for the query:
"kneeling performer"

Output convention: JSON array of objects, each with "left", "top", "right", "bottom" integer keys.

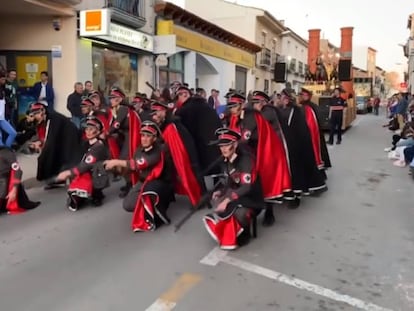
[
  {"left": 203, "top": 128, "right": 264, "bottom": 250},
  {"left": 56, "top": 116, "right": 110, "bottom": 211},
  {"left": 105, "top": 121, "right": 174, "bottom": 232}
]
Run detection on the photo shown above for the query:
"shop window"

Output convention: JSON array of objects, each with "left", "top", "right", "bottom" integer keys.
[
  {"left": 264, "top": 79, "right": 269, "bottom": 93},
  {"left": 159, "top": 52, "right": 184, "bottom": 89},
  {"left": 92, "top": 46, "right": 138, "bottom": 98}
]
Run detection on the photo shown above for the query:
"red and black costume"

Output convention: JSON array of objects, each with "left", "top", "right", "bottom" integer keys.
[
  {"left": 223, "top": 94, "right": 292, "bottom": 203},
  {"left": 151, "top": 101, "right": 202, "bottom": 207},
  {"left": 123, "top": 122, "right": 174, "bottom": 232},
  {"left": 0, "top": 147, "right": 40, "bottom": 214},
  {"left": 30, "top": 103, "right": 82, "bottom": 182},
  {"left": 107, "top": 88, "right": 141, "bottom": 190},
  {"left": 277, "top": 90, "right": 326, "bottom": 195},
  {"left": 66, "top": 117, "right": 110, "bottom": 211},
  {"left": 174, "top": 85, "right": 222, "bottom": 175},
  {"left": 300, "top": 88, "right": 332, "bottom": 170},
  {"left": 203, "top": 129, "right": 263, "bottom": 250}
]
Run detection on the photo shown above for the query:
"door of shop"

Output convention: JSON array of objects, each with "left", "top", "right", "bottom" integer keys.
[
  {"left": 0, "top": 51, "right": 51, "bottom": 119},
  {"left": 235, "top": 65, "right": 247, "bottom": 95}
]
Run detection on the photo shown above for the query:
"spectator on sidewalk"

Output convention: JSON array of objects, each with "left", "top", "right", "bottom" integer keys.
[
  {"left": 5, "top": 69, "right": 19, "bottom": 127},
  {"left": 83, "top": 80, "right": 93, "bottom": 96},
  {"left": 0, "top": 72, "right": 17, "bottom": 148},
  {"left": 32, "top": 71, "right": 55, "bottom": 110},
  {"left": 67, "top": 82, "right": 84, "bottom": 129}
]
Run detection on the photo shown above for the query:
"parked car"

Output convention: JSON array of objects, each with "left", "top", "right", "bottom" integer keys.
[{"left": 356, "top": 96, "right": 368, "bottom": 114}]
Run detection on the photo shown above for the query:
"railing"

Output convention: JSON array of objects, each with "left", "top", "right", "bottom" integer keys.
[
  {"left": 106, "top": 0, "right": 146, "bottom": 28},
  {"left": 259, "top": 48, "right": 272, "bottom": 67}
]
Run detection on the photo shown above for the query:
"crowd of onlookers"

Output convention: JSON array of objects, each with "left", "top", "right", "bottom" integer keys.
[{"left": 383, "top": 92, "right": 414, "bottom": 173}]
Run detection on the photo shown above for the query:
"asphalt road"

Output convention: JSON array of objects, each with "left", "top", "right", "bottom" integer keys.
[{"left": 1, "top": 114, "right": 414, "bottom": 311}]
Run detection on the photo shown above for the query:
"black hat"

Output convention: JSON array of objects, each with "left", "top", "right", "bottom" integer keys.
[
  {"left": 140, "top": 120, "right": 160, "bottom": 136},
  {"left": 132, "top": 93, "right": 148, "bottom": 104},
  {"left": 175, "top": 85, "right": 191, "bottom": 95},
  {"left": 85, "top": 116, "right": 104, "bottom": 132},
  {"left": 88, "top": 90, "right": 100, "bottom": 98},
  {"left": 81, "top": 97, "right": 94, "bottom": 107},
  {"left": 150, "top": 100, "right": 170, "bottom": 114},
  {"left": 29, "top": 102, "right": 47, "bottom": 112},
  {"left": 211, "top": 128, "right": 241, "bottom": 146},
  {"left": 281, "top": 89, "right": 292, "bottom": 98},
  {"left": 300, "top": 88, "right": 312, "bottom": 96},
  {"left": 109, "top": 87, "right": 126, "bottom": 99},
  {"left": 252, "top": 91, "right": 270, "bottom": 103},
  {"left": 226, "top": 93, "right": 245, "bottom": 108}
]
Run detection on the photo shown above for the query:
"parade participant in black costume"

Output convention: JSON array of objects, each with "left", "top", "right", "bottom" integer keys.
[
  {"left": 105, "top": 121, "right": 174, "bottom": 232},
  {"left": 151, "top": 100, "right": 202, "bottom": 206},
  {"left": 278, "top": 90, "right": 327, "bottom": 196},
  {"left": 56, "top": 116, "right": 110, "bottom": 211},
  {"left": 300, "top": 88, "right": 331, "bottom": 170},
  {"left": 29, "top": 102, "right": 82, "bottom": 189},
  {"left": 328, "top": 87, "right": 347, "bottom": 145},
  {"left": 203, "top": 128, "right": 263, "bottom": 250},
  {"left": 132, "top": 93, "right": 152, "bottom": 122},
  {"left": 173, "top": 85, "right": 222, "bottom": 175},
  {"left": 222, "top": 93, "right": 292, "bottom": 226},
  {"left": 0, "top": 146, "right": 40, "bottom": 214},
  {"left": 108, "top": 87, "right": 141, "bottom": 197}
]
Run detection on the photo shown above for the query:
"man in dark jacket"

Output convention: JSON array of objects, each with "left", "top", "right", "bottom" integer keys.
[
  {"left": 31, "top": 71, "right": 54, "bottom": 110},
  {"left": 66, "top": 82, "right": 84, "bottom": 129}
]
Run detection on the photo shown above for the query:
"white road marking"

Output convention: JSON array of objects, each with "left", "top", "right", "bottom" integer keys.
[
  {"left": 200, "top": 248, "right": 393, "bottom": 311},
  {"left": 145, "top": 299, "right": 176, "bottom": 311}
]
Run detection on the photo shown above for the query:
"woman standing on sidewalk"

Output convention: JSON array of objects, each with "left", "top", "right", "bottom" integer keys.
[{"left": 0, "top": 72, "right": 16, "bottom": 148}]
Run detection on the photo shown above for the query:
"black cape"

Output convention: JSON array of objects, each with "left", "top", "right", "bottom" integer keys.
[
  {"left": 175, "top": 96, "right": 222, "bottom": 175},
  {"left": 278, "top": 105, "right": 326, "bottom": 193},
  {"left": 303, "top": 100, "right": 332, "bottom": 168},
  {"left": 37, "top": 112, "right": 82, "bottom": 181}
]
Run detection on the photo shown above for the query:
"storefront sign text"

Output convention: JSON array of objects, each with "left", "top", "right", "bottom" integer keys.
[
  {"left": 100, "top": 23, "right": 154, "bottom": 52},
  {"left": 158, "top": 22, "right": 255, "bottom": 68}
]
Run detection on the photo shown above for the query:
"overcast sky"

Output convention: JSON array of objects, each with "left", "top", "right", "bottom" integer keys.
[{"left": 171, "top": 0, "right": 414, "bottom": 71}]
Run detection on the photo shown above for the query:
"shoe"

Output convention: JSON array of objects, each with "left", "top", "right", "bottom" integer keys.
[
  {"left": 326, "top": 140, "right": 334, "bottom": 145},
  {"left": 91, "top": 198, "right": 103, "bottom": 207},
  {"left": 262, "top": 206, "right": 275, "bottom": 227},
  {"left": 287, "top": 197, "right": 301, "bottom": 209},
  {"left": 384, "top": 147, "right": 392, "bottom": 152},
  {"left": 119, "top": 188, "right": 130, "bottom": 198},
  {"left": 336, "top": 140, "right": 341, "bottom": 145},
  {"left": 393, "top": 160, "right": 406, "bottom": 167},
  {"left": 26, "top": 201, "right": 41, "bottom": 210},
  {"left": 67, "top": 196, "right": 78, "bottom": 212}
]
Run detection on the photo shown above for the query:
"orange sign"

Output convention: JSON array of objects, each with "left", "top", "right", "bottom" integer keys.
[
  {"left": 79, "top": 9, "right": 110, "bottom": 36},
  {"left": 85, "top": 11, "right": 102, "bottom": 31}
]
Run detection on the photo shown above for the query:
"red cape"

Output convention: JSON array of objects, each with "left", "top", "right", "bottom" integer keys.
[
  {"left": 128, "top": 108, "right": 141, "bottom": 185},
  {"left": 163, "top": 123, "right": 202, "bottom": 206},
  {"left": 303, "top": 105, "right": 324, "bottom": 169},
  {"left": 254, "top": 113, "right": 292, "bottom": 200},
  {"left": 131, "top": 152, "right": 165, "bottom": 231},
  {"left": 6, "top": 169, "right": 25, "bottom": 214}
]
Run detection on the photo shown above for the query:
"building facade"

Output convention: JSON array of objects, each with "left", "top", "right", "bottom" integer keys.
[
  {"left": 405, "top": 13, "right": 414, "bottom": 93},
  {"left": 185, "top": 0, "right": 308, "bottom": 95},
  {"left": 154, "top": 2, "right": 260, "bottom": 100},
  {"left": 0, "top": 0, "right": 157, "bottom": 116},
  {"left": 0, "top": 0, "right": 82, "bottom": 115}
]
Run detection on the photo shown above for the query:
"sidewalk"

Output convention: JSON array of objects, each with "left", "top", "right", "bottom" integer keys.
[{"left": 17, "top": 153, "right": 42, "bottom": 189}]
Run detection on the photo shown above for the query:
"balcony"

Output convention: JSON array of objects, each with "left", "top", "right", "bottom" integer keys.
[
  {"left": 259, "top": 48, "right": 272, "bottom": 68},
  {"left": 106, "top": 0, "right": 146, "bottom": 29}
]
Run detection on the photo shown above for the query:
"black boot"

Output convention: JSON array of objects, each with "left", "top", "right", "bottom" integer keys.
[
  {"left": 66, "top": 194, "right": 79, "bottom": 212},
  {"left": 287, "top": 197, "right": 301, "bottom": 209},
  {"left": 91, "top": 189, "right": 104, "bottom": 207},
  {"left": 119, "top": 182, "right": 131, "bottom": 198},
  {"left": 262, "top": 204, "right": 275, "bottom": 227}
]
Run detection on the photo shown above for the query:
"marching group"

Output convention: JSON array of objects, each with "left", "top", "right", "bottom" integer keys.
[{"left": 0, "top": 81, "right": 334, "bottom": 250}]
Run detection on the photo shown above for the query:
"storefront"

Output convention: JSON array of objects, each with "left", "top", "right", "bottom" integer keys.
[
  {"left": 154, "top": 2, "right": 260, "bottom": 98},
  {"left": 78, "top": 9, "right": 154, "bottom": 99}
]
